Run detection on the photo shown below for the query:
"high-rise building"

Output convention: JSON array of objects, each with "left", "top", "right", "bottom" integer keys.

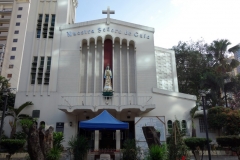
[
  {"left": 0, "top": 0, "right": 13, "bottom": 75},
  {"left": 0, "top": 0, "right": 31, "bottom": 89}
]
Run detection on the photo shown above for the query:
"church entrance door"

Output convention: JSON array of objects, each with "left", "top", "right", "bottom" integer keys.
[
  {"left": 121, "top": 121, "right": 135, "bottom": 148},
  {"left": 99, "top": 130, "right": 116, "bottom": 149}
]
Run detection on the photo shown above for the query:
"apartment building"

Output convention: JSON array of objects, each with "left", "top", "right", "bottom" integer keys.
[
  {"left": 0, "top": 0, "right": 13, "bottom": 75},
  {"left": 0, "top": 0, "right": 30, "bottom": 89}
]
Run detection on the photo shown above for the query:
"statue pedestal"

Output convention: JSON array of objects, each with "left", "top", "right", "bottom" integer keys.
[{"left": 102, "top": 91, "right": 113, "bottom": 97}]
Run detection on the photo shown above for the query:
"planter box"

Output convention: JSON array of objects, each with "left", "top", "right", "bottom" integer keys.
[{"left": 0, "top": 152, "right": 28, "bottom": 158}]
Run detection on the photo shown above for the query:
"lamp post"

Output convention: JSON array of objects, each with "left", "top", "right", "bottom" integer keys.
[
  {"left": 200, "top": 93, "right": 211, "bottom": 160},
  {"left": 0, "top": 88, "right": 9, "bottom": 143}
]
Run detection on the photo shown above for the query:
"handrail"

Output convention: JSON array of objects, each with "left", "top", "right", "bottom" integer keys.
[{"left": 59, "top": 95, "right": 153, "bottom": 107}]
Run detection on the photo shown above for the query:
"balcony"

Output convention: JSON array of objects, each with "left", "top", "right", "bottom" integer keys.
[
  {"left": 0, "top": 26, "right": 9, "bottom": 31},
  {"left": 0, "top": 16, "right": 11, "bottom": 22},
  {"left": 0, "top": 8, "right": 12, "bottom": 14},
  {"left": 58, "top": 95, "right": 155, "bottom": 115},
  {"left": 0, "top": 41, "right": 6, "bottom": 45},
  {"left": 0, "top": 32, "right": 8, "bottom": 39}
]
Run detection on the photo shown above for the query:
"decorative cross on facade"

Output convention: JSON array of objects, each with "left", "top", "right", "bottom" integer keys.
[{"left": 102, "top": 6, "right": 115, "bottom": 25}]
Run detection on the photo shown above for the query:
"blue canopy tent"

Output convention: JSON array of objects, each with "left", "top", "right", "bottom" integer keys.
[{"left": 79, "top": 110, "right": 129, "bottom": 130}]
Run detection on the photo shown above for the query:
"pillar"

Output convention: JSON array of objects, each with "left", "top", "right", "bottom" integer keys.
[
  {"left": 79, "top": 45, "right": 82, "bottom": 93},
  {"left": 112, "top": 43, "right": 114, "bottom": 91},
  {"left": 86, "top": 45, "right": 89, "bottom": 93},
  {"left": 102, "top": 43, "right": 104, "bottom": 91},
  {"left": 116, "top": 130, "right": 120, "bottom": 150},
  {"left": 119, "top": 44, "right": 122, "bottom": 105},
  {"left": 94, "top": 130, "right": 99, "bottom": 151}
]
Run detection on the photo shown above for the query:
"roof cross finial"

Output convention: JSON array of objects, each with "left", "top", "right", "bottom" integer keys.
[{"left": 102, "top": 6, "right": 115, "bottom": 25}]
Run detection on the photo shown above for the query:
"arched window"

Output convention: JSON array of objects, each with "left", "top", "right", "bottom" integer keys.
[
  {"left": 40, "top": 121, "right": 45, "bottom": 128},
  {"left": 167, "top": 120, "right": 173, "bottom": 134},
  {"left": 181, "top": 120, "right": 187, "bottom": 134}
]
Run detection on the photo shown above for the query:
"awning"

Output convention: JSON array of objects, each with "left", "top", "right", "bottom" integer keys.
[{"left": 79, "top": 110, "right": 129, "bottom": 130}]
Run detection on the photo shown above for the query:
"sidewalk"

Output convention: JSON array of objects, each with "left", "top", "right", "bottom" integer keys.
[{"left": 190, "top": 155, "right": 238, "bottom": 160}]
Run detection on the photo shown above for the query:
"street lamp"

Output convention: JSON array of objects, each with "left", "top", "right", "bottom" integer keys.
[
  {"left": 0, "top": 87, "right": 9, "bottom": 143},
  {"left": 200, "top": 92, "right": 211, "bottom": 160}
]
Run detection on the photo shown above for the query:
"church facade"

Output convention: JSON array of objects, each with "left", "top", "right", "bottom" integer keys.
[{"left": 3, "top": 0, "right": 198, "bottom": 156}]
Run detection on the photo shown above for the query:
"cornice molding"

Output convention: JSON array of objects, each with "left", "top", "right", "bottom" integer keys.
[{"left": 16, "top": 0, "right": 30, "bottom": 3}]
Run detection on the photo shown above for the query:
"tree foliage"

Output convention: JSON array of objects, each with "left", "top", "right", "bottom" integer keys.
[
  {"left": 6, "top": 101, "right": 33, "bottom": 138},
  {"left": 68, "top": 135, "right": 90, "bottom": 160},
  {"left": 173, "top": 39, "right": 240, "bottom": 107},
  {"left": 167, "top": 120, "right": 188, "bottom": 160},
  {"left": 121, "top": 139, "right": 141, "bottom": 160},
  {"left": 0, "top": 76, "right": 15, "bottom": 110},
  {"left": 147, "top": 144, "right": 168, "bottom": 160},
  {"left": 207, "top": 106, "right": 240, "bottom": 135}
]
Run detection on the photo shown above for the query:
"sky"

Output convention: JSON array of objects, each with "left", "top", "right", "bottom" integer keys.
[{"left": 75, "top": 0, "right": 240, "bottom": 49}]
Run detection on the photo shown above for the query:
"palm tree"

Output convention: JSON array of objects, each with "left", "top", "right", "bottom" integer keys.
[
  {"left": 207, "top": 39, "right": 240, "bottom": 105},
  {"left": 6, "top": 101, "right": 33, "bottom": 138}
]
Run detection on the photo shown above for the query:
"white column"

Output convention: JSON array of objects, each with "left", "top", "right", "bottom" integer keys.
[
  {"left": 127, "top": 46, "right": 130, "bottom": 104},
  {"left": 79, "top": 45, "right": 82, "bottom": 93},
  {"left": 116, "top": 130, "right": 120, "bottom": 150},
  {"left": 94, "top": 130, "right": 99, "bottom": 151},
  {"left": 127, "top": 46, "right": 130, "bottom": 93},
  {"left": 102, "top": 43, "right": 104, "bottom": 91},
  {"left": 112, "top": 43, "right": 114, "bottom": 91},
  {"left": 134, "top": 47, "right": 138, "bottom": 104},
  {"left": 85, "top": 45, "right": 89, "bottom": 104},
  {"left": 93, "top": 44, "right": 96, "bottom": 106},
  {"left": 119, "top": 44, "right": 122, "bottom": 105}
]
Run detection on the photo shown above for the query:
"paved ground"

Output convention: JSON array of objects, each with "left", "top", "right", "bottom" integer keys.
[
  {"left": 0, "top": 156, "right": 238, "bottom": 160},
  {"left": 189, "top": 155, "right": 238, "bottom": 160}
]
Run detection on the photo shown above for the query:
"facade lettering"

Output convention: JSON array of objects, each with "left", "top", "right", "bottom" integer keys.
[
  {"left": 134, "top": 32, "right": 138, "bottom": 37},
  {"left": 66, "top": 27, "right": 150, "bottom": 39}
]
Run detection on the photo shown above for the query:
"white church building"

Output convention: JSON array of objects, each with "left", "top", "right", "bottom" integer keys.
[{"left": 3, "top": 0, "right": 201, "bottom": 159}]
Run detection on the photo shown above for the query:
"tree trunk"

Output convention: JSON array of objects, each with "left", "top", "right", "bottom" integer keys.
[
  {"left": 40, "top": 126, "right": 54, "bottom": 157},
  {"left": 22, "top": 122, "right": 54, "bottom": 160},
  {"left": 26, "top": 124, "right": 45, "bottom": 160},
  {"left": 192, "top": 128, "right": 196, "bottom": 137},
  {"left": 10, "top": 126, "right": 16, "bottom": 138}
]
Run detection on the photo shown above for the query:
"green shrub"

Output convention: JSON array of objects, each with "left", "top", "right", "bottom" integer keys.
[
  {"left": 46, "top": 147, "right": 62, "bottom": 160},
  {"left": 217, "top": 136, "right": 240, "bottom": 159},
  {"left": 148, "top": 144, "right": 168, "bottom": 160},
  {"left": 216, "top": 135, "right": 240, "bottom": 148},
  {"left": 53, "top": 132, "right": 64, "bottom": 151},
  {"left": 1, "top": 139, "right": 26, "bottom": 158},
  {"left": 68, "top": 135, "right": 89, "bottom": 160},
  {"left": 1, "top": 134, "right": 9, "bottom": 139},
  {"left": 121, "top": 139, "right": 141, "bottom": 160},
  {"left": 12, "top": 131, "right": 27, "bottom": 140},
  {"left": 185, "top": 137, "right": 211, "bottom": 150},
  {"left": 185, "top": 137, "right": 212, "bottom": 160}
]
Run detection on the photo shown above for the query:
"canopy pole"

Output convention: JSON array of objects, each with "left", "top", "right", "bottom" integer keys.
[
  {"left": 116, "top": 130, "right": 120, "bottom": 150},
  {"left": 94, "top": 130, "right": 99, "bottom": 151}
]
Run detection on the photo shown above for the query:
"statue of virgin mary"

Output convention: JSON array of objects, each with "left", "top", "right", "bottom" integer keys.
[{"left": 103, "top": 65, "right": 113, "bottom": 92}]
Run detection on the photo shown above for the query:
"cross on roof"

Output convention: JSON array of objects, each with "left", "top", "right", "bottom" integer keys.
[{"left": 102, "top": 6, "right": 115, "bottom": 25}]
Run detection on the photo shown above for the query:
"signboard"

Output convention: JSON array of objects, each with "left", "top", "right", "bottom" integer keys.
[
  {"left": 56, "top": 122, "right": 64, "bottom": 133},
  {"left": 135, "top": 117, "right": 165, "bottom": 150}
]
